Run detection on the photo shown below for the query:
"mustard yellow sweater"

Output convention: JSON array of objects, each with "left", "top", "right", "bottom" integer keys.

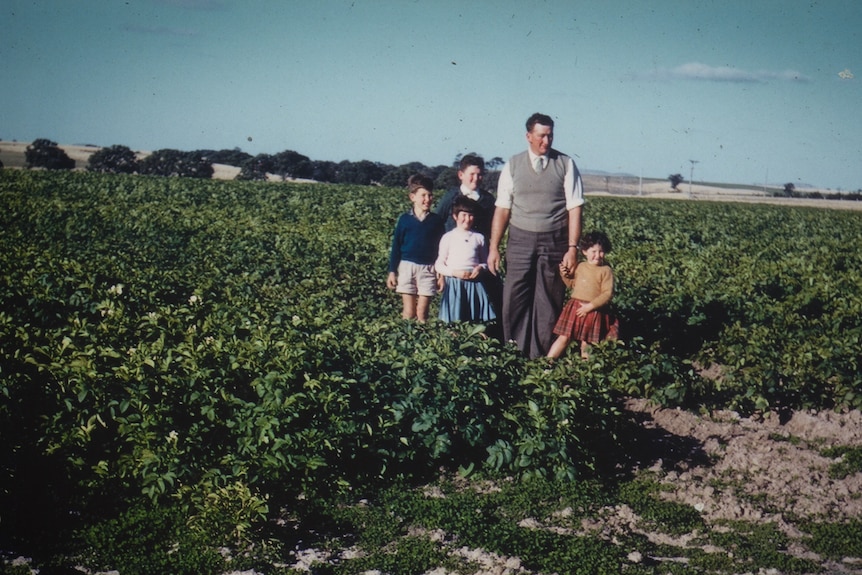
[{"left": 562, "top": 262, "right": 614, "bottom": 309}]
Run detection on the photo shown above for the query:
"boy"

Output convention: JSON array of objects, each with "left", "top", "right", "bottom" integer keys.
[
  {"left": 435, "top": 154, "right": 496, "bottom": 240},
  {"left": 386, "top": 174, "right": 445, "bottom": 322}
]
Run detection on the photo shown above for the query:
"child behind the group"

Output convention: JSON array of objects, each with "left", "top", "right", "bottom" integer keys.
[
  {"left": 547, "top": 231, "right": 619, "bottom": 360},
  {"left": 435, "top": 195, "right": 496, "bottom": 324},
  {"left": 386, "top": 174, "right": 445, "bottom": 323}
]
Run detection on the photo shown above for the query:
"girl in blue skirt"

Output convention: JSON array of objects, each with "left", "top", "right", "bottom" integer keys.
[{"left": 435, "top": 196, "right": 497, "bottom": 324}]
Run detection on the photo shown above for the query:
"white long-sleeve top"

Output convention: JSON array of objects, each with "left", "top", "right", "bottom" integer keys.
[{"left": 435, "top": 228, "right": 488, "bottom": 276}]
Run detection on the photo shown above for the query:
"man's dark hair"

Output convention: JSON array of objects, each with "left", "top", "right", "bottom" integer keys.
[
  {"left": 526, "top": 113, "right": 554, "bottom": 132},
  {"left": 458, "top": 153, "right": 485, "bottom": 172}
]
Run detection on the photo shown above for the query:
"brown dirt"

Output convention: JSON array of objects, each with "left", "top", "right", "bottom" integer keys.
[
  {"left": 567, "top": 400, "right": 862, "bottom": 575},
  {"left": 624, "top": 398, "right": 862, "bottom": 524}
]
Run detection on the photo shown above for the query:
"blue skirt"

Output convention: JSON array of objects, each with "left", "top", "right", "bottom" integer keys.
[{"left": 439, "top": 277, "right": 497, "bottom": 323}]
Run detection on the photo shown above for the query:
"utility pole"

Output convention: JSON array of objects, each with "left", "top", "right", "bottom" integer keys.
[{"left": 688, "top": 159, "right": 699, "bottom": 199}]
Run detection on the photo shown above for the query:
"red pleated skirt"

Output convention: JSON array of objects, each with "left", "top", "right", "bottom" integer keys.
[{"left": 552, "top": 299, "right": 619, "bottom": 343}]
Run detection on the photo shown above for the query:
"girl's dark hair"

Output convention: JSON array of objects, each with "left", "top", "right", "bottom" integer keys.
[
  {"left": 452, "top": 195, "right": 478, "bottom": 216},
  {"left": 578, "top": 231, "right": 612, "bottom": 253}
]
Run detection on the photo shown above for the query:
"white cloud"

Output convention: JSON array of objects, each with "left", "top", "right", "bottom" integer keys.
[
  {"left": 838, "top": 68, "right": 854, "bottom": 80},
  {"left": 644, "top": 62, "right": 809, "bottom": 83}
]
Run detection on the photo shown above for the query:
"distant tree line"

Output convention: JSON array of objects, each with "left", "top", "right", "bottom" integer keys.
[
  {"left": 16, "top": 137, "right": 504, "bottom": 191},
  {"left": 19, "top": 138, "right": 859, "bottom": 198}
]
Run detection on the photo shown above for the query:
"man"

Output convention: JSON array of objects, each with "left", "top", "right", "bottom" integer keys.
[
  {"left": 434, "top": 154, "right": 496, "bottom": 239},
  {"left": 487, "top": 113, "right": 585, "bottom": 358}
]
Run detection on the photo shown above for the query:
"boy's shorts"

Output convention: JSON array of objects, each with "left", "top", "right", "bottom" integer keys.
[{"left": 396, "top": 261, "right": 438, "bottom": 296}]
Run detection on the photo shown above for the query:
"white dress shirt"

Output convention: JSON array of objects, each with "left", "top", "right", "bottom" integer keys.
[{"left": 495, "top": 150, "right": 585, "bottom": 210}]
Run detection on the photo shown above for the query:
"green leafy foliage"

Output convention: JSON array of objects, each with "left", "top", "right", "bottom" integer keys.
[
  {"left": 694, "top": 521, "right": 821, "bottom": 573},
  {"left": 617, "top": 478, "right": 704, "bottom": 536},
  {"left": 338, "top": 478, "right": 621, "bottom": 575},
  {"left": 74, "top": 499, "right": 225, "bottom": 575},
  {"left": 591, "top": 199, "right": 862, "bottom": 413},
  {"left": 2, "top": 169, "right": 862, "bottom": 573},
  {"left": 821, "top": 444, "right": 862, "bottom": 479},
  {"left": 800, "top": 519, "right": 862, "bottom": 559}
]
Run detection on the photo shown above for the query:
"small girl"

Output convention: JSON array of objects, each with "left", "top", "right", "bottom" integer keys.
[
  {"left": 435, "top": 196, "right": 497, "bottom": 323},
  {"left": 547, "top": 231, "right": 619, "bottom": 360}
]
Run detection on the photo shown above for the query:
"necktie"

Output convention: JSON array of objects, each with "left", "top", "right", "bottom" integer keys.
[{"left": 534, "top": 156, "right": 543, "bottom": 173}]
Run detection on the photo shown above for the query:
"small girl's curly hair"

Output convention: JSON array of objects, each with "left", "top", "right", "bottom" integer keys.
[{"left": 578, "top": 231, "right": 612, "bottom": 253}]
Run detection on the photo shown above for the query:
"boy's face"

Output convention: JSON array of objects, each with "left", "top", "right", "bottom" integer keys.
[
  {"left": 453, "top": 210, "right": 474, "bottom": 231},
  {"left": 410, "top": 187, "right": 433, "bottom": 213},
  {"left": 458, "top": 165, "right": 483, "bottom": 191}
]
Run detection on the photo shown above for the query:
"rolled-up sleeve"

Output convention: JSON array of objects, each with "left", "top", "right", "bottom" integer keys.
[
  {"left": 565, "top": 157, "right": 585, "bottom": 210},
  {"left": 495, "top": 162, "right": 514, "bottom": 208}
]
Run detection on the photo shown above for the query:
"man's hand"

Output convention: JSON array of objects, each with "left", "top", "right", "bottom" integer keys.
[
  {"left": 488, "top": 207, "right": 510, "bottom": 276},
  {"left": 562, "top": 247, "right": 578, "bottom": 271},
  {"left": 487, "top": 248, "right": 501, "bottom": 275}
]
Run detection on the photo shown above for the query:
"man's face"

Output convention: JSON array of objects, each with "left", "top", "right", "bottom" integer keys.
[
  {"left": 526, "top": 123, "right": 553, "bottom": 156},
  {"left": 458, "top": 165, "right": 483, "bottom": 191}
]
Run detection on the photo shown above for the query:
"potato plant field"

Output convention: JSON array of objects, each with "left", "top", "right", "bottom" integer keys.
[{"left": 1, "top": 169, "right": 861, "bottom": 573}]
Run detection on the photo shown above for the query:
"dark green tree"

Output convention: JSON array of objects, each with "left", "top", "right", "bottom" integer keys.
[
  {"left": 783, "top": 182, "right": 795, "bottom": 197},
  {"left": 433, "top": 167, "right": 459, "bottom": 191},
  {"left": 87, "top": 145, "right": 139, "bottom": 174},
  {"left": 379, "top": 165, "right": 413, "bottom": 188},
  {"left": 336, "top": 160, "right": 385, "bottom": 185},
  {"left": 199, "top": 148, "right": 253, "bottom": 167},
  {"left": 669, "top": 173, "right": 684, "bottom": 190},
  {"left": 272, "top": 150, "right": 313, "bottom": 179},
  {"left": 486, "top": 156, "right": 505, "bottom": 170},
  {"left": 25, "top": 138, "right": 75, "bottom": 170},
  {"left": 139, "top": 149, "right": 213, "bottom": 179},
  {"left": 237, "top": 154, "right": 274, "bottom": 181},
  {"left": 311, "top": 160, "right": 338, "bottom": 183}
]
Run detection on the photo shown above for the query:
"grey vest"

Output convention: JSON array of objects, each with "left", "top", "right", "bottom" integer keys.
[{"left": 508, "top": 149, "right": 570, "bottom": 233}]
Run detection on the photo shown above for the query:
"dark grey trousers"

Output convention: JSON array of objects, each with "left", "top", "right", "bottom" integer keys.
[{"left": 502, "top": 225, "right": 567, "bottom": 358}]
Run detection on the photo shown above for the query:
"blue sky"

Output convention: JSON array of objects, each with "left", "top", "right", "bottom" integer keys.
[{"left": 2, "top": 0, "right": 860, "bottom": 190}]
